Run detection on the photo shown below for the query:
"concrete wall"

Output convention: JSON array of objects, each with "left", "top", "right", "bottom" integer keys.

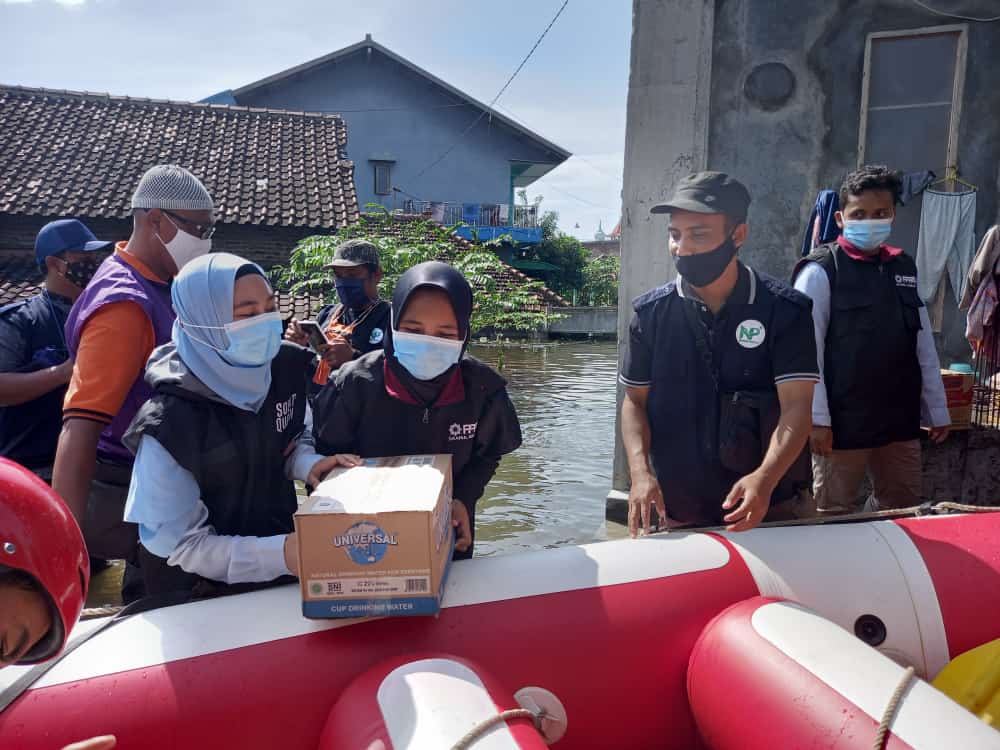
[
  {"left": 234, "top": 48, "right": 563, "bottom": 211},
  {"left": 708, "top": 0, "right": 1000, "bottom": 363},
  {"left": 547, "top": 306, "right": 618, "bottom": 337},
  {"left": 611, "top": 0, "right": 716, "bottom": 500}
]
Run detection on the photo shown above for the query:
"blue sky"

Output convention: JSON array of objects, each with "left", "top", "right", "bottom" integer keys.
[{"left": 0, "top": 0, "right": 630, "bottom": 241}]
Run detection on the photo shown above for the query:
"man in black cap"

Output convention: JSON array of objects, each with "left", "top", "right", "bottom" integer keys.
[
  {"left": 619, "top": 172, "right": 819, "bottom": 536},
  {"left": 0, "top": 219, "right": 111, "bottom": 480},
  {"left": 286, "top": 239, "right": 391, "bottom": 388}
]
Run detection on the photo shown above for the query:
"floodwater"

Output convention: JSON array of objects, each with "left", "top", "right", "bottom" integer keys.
[
  {"left": 469, "top": 340, "right": 620, "bottom": 556},
  {"left": 87, "top": 340, "right": 621, "bottom": 606}
]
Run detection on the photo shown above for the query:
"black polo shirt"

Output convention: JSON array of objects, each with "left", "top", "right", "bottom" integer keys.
[{"left": 620, "top": 263, "right": 819, "bottom": 523}]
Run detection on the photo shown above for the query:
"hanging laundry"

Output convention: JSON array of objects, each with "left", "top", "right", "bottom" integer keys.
[
  {"left": 462, "top": 203, "right": 481, "bottom": 225},
  {"left": 915, "top": 188, "right": 977, "bottom": 308},
  {"left": 960, "top": 225, "right": 1000, "bottom": 310},
  {"left": 429, "top": 202, "right": 445, "bottom": 223},
  {"left": 498, "top": 203, "right": 510, "bottom": 223},
  {"left": 900, "top": 170, "right": 936, "bottom": 206},
  {"left": 800, "top": 189, "right": 840, "bottom": 256}
]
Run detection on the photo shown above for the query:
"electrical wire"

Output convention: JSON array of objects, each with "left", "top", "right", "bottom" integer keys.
[
  {"left": 907, "top": 0, "right": 1000, "bottom": 22},
  {"left": 412, "top": 0, "right": 571, "bottom": 179}
]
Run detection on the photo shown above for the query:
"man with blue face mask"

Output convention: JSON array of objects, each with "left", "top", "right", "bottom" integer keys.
[
  {"left": 285, "top": 239, "right": 391, "bottom": 388},
  {"left": 793, "top": 165, "right": 950, "bottom": 516}
]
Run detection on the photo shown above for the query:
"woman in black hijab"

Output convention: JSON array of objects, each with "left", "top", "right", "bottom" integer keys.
[{"left": 314, "top": 262, "right": 522, "bottom": 559}]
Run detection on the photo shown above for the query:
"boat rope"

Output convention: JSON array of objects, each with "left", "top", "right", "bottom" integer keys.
[
  {"left": 81, "top": 605, "right": 124, "bottom": 620},
  {"left": 451, "top": 708, "right": 542, "bottom": 749},
  {"left": 873, "top": 666, "right": 915, "bottom": 750}
]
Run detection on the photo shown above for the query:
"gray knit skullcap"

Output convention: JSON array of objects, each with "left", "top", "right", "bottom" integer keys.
[{"left": 131, "top": 165, "right": 214, "bottom": 211}]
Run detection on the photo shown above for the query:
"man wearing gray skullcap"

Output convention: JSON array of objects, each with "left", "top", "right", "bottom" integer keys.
[{"left": 52, "top": 165, "right": 215, "bottom": 602}]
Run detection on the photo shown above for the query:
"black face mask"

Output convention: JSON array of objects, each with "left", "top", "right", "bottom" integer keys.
[
  {"left": 674, "top": 235, "right": 737, "bottom": 288},
  {"left": 59, "top": 258, "right": 102, "bottom": 289}
]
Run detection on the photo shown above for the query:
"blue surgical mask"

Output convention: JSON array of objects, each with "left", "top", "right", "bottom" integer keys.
[
  {"left": 335, "top": 277, "right": 370, "bottom": 309},
  {"left": 392, "top": 329, "right": 464, "bottom": 380},
  {"left": 842, "top": 219, "right": 893, "bottom": 251},
  {"left": 181, "top": 311, "right": 283, "bottom": 367}
]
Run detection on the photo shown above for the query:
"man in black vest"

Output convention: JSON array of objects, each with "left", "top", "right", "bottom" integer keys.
[
  {"left": 620, "top": 172, "right": 819, "bottom": 537},
  {"left": 0, "top": 219, "right": 110, "bottom": 480},
  {"left": 793, "top": 165, "right": 949, "bottom": 515}
]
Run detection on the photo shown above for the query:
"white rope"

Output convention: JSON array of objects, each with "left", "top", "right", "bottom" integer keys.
[
  {"left": 873, "top": 666, "right": 916, "bottom": 750},
  {"left": 451, "top": 708, "right": 541, "bottom": 750}
]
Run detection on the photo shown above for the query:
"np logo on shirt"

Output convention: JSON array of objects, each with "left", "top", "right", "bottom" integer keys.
[
  {"left": 894, "top": 274, "right": 917, "bottom": 289},
  {"left": 737, "top": 320, "right": 766, "bottom": 349},
  {"left": 369, "top": 328, "right": 384, "bottom": 345},
  {"left": 449, "top": 422, "right": 477, "bottom": 441}
]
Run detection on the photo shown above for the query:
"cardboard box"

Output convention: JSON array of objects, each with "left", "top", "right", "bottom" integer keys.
[
  {"left": 294, "top": 454, "right": 454, "bottom": 619},
  {"left": 941, "top": 369, "right": 974, "bottom": 429}
]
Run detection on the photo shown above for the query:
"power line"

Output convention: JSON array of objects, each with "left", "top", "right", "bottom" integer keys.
[
  {"left": 907, "top": 0, "right": 1000, "bottom": 21},
  {"left": 412, "top": 0, "right": 571, "bottom": 179},
  {"left": 306, "top": 103, "right": 468, "bottom": 114}
]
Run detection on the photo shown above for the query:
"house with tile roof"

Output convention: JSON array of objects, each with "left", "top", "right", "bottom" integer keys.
[
  {"left": 0, "top": 84, "right": 566, "bottom": 317},
  {"left": 204, "top": 35, "right": 570, "bottom": 245}
]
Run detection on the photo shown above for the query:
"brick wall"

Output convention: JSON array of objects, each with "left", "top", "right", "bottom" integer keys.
[{"left": 0, "top": 213, "right": 333, "bottom": 270}]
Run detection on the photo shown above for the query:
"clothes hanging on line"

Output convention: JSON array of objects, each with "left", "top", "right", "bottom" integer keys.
[
  {"left": 800, "top": 189, "right": 840, "bottom": 256},
  {"left": 915, "top": 189, "right": 977, "bottom": 329},
  {"left": 900, "top": 170, "right": 936, "bottom": 206}
]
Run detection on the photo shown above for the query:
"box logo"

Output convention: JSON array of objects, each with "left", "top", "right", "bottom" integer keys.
[{"left": 333, "top": 521, "right": 398, "bottom": 564}]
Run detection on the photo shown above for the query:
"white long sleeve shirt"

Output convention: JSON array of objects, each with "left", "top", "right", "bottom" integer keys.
[
  {"left": 123, "top": 404, "right": 325, "bottom": 583},
  {"left": 793, "top": 262, "right": 950, "bottom": 429}
]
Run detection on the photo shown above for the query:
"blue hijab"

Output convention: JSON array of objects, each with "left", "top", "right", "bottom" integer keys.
[{"left": 171, "top": 252, "right": 274, "bottom": 413}]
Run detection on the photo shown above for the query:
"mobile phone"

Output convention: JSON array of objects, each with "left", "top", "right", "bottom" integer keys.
[{"left": 298, "top": 320, "right": 330, "bottom": 351}]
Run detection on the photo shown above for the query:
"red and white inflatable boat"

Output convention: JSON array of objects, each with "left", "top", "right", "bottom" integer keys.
[{"left": 2, "top": 513, "right": 999, "bottom": 749}]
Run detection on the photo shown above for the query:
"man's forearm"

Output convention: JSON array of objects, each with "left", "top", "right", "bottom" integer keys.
[
  {"left": 621, "top": 394, "right": 653, "bottom": 479},
  {"left": 52, "top": 418, "right": 104, "bottom": 521},
  {"left": 757, "top": 401, "right": 811, "bottom": 485},
  {"left": 0, "top": 367, "right": 67, "bottom": 406}
]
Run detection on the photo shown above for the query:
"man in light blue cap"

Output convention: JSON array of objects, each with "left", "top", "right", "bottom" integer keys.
[{"left": 0, "top": 219, "right": 112, "bottom": 480}]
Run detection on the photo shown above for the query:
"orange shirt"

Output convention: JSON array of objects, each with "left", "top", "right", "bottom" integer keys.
[{"left": 63, "top": 245, "right": 162, "bottom": 425}]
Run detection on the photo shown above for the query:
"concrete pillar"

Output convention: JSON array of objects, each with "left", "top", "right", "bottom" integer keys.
[{"left": 607, "top": 0, "right": 716, "bottom": 522}]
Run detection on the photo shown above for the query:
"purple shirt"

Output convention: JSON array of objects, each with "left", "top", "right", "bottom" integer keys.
[{"left": 65, "top": 254, "right": 175, "bottom": 464}]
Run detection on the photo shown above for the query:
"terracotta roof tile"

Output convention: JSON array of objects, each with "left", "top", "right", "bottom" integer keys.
[{"left": 0, "top": 85, "right": 359, "bottom": 230}]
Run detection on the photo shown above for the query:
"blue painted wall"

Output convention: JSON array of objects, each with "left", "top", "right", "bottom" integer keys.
[{"left": 231, "top": 48, "right": 564, "bottom": 213}]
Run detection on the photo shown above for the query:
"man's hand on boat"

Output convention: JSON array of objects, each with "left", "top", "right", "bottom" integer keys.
[
  {"left": 306, "top": 453, "right": 364, "bottom": 487},
  {"left": 452, "top": 500, "right": 473, "bottom": 553},
  {"left": 722, "top": 471, "right": 774, "bottom": 532},
  {"left": 627, "top": 471, "right": 667, "bottom": 538},
  {"left": 61, "top": 736, "right": 116, "bottom": 750}
]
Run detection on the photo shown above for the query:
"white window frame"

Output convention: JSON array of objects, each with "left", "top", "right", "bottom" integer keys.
[
  {"left": 857, "top": 24, "right": 968, "bottom": 170},
  {"left": 373, "top": 161, "right": 392, "bottom": 196}
]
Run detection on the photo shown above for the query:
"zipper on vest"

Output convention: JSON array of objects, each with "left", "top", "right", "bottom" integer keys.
[{"left": 423, "top": 407, "right": 429, "bottom": 424}]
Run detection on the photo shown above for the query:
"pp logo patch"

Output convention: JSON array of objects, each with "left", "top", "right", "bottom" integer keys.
[
  {"left": 894, "top": 274, "right": 917, "bottom": 289},
  {"left": 449, "top": 422, "right": 477, "bottom": 441},
  {"left": 737, "top": 320, "right": 766, "bottom": 349},
  {"left": 369, "top": 328, "right": 384, "bottom": 345}
]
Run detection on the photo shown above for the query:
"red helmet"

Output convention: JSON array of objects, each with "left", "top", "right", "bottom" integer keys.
[{"left": 0, "top": 458, "right": 89, "bottom": 663}]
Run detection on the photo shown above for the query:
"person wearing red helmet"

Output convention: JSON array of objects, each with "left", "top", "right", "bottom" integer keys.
[{"left": 0, "top": 458, "right": 116, "bottom": 749}]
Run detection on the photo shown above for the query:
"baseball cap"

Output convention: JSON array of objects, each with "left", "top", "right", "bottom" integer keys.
[
  {"left": 35, "top": 219, "right": 113, "bottom": 268},
  {"left": 651, "top": 172, "right": 752, "bottom": 222},
  {"left": 326, "top": 239, "right": 381, "bottom": 269}
]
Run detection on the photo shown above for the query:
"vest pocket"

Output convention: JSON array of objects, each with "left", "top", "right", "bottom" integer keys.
[{"left": 831, "top": 296, "right": 876, "bottom": 336}]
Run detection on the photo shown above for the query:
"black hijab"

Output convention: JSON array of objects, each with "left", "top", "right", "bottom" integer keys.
[{"left": 385, "top": 261, "right": 473, "bottom": 405}]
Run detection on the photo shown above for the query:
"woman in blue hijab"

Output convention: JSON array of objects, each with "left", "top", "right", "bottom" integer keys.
[{"left": 123, "top": 253, "right": 359, "bottom": 596}]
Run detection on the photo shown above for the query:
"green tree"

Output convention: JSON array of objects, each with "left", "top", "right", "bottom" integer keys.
[
  {"left": 272, "top": 214, "right": 553, "bottom": 334},
  {"left": 581, "top": 255, "right": 620, "bottom": 306}
]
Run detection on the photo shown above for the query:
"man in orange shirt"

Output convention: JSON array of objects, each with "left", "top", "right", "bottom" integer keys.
[{"left": 52, "top": 165, "right": 214, "bottom": 600}]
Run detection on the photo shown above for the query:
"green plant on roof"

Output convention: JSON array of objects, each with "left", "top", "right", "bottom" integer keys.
[{"left": 272, "top": 211, "right": 555, "bottom": 334}]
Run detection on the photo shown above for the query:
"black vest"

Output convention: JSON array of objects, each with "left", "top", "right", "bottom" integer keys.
[
  {"left": 125, "top": 343, "right": 312, "bottom": 594},
  {"left": 0, "top": 293, "right": 70, "bottom": 469},
  {"left": 794, "top": 244, "right": 923, "bottom": 450},
  {"left": 635, "top": 271, "right": 810, "bottom": 524}
]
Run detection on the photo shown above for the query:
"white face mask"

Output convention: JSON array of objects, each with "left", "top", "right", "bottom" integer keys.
[{"left": 157, "top": 215, "right": 212, "bottom": 273}]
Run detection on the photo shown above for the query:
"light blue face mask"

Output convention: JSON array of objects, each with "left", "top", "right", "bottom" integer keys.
[
  {"left": 842, "top": 218, "right": 893, "bottom": 251},
  {"left": 392, "top": 329, "right": 464, "bottom": 380},
  {"left": 181, "top": 311, "right": 284, "bottom": 367}
]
